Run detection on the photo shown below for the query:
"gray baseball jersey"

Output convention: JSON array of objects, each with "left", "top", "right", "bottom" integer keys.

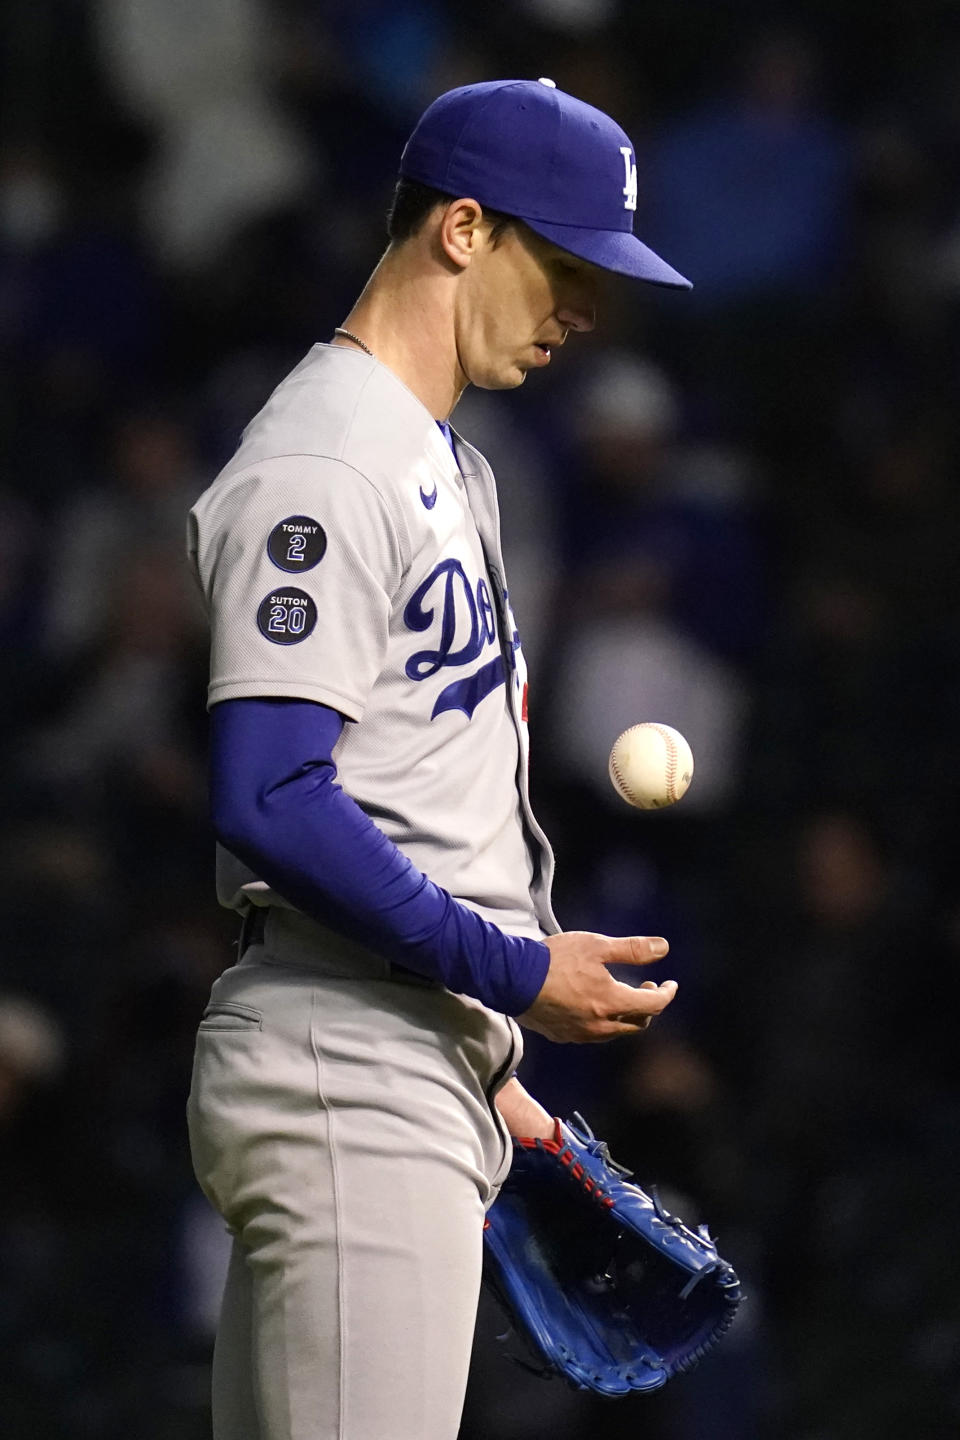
[
  {"left": 187, "top": 342, "right": 562, "bottom": 1439},
  {"left": 187, "top": 342, "right": 559, "bottom": 944}
]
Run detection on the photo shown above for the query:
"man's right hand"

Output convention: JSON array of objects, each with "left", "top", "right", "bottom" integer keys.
[{"left": 519, "top": 932, "right": 677, "bottom": 1043}]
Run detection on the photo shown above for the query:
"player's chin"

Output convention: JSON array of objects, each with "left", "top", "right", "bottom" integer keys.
[{"left": 473, "top": 364, "right": 529, "bottom": 392}]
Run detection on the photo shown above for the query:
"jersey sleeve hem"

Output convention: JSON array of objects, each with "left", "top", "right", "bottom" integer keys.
[{"left": 207, "top": 679, "right": 365, "bottom": 722}]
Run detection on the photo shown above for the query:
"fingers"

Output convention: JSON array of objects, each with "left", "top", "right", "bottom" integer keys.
[
  {"left": 525, "top": 931, "right": 677, "bottom": 1044},
  {"left": 521, "top": 971, "right": 678, "bottom": 1043},
  {"left": 609, "top": 977, "right": 677, "bottom": 1024},
  {"left": 596, "top": 1021, "right": 655, "bottom": 1041},
  {"left": 602, "top": 935, "right": 669, "bottom": 967}
]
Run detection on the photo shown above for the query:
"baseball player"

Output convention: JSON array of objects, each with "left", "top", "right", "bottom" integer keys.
[{"left": 186, "top": 78, "right": 691, "bottom": 1440}]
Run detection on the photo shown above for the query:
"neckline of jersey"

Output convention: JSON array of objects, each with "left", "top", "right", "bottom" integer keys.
[{"left": 319, "top": 341, "right": 471, "bottom": 483}]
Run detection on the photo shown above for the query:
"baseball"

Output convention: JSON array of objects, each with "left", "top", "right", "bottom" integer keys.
[{"left": 608, "top": 723, "right": 694, "bottom": 810}]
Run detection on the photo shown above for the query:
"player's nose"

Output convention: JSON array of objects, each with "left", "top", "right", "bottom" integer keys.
[
  {"left": 556, "top": 301, "right": 596, "bottom": 333},
  {"left": 558, "top": 266, "right": 604, "bottom": 334}
]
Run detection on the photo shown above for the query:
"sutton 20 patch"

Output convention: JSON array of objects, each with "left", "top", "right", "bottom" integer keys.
[{"left": 257, "top": 587, "right": 318, "bottom": 645}]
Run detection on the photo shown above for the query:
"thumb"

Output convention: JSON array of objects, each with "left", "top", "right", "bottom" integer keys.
[{"left": 603, "top": 935, "right": 669, "bottom": 967}]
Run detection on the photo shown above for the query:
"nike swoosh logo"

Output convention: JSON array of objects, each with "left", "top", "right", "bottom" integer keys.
[{"left": 419, "top": 481, "right": 438, "bottom": 510}]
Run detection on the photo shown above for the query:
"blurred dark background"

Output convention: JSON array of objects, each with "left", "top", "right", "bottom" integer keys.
[{"left": 2, "top": 1, "right": 959, "bottom": 1437}]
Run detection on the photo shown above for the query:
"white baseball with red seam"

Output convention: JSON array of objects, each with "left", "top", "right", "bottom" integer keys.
[{"left": 608, "top": 723, "right": 694, "bottom": 809}]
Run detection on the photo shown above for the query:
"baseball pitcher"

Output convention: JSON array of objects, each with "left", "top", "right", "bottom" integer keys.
[{"left": 187, "top": 79, "right": 713, "bottom": 1440}]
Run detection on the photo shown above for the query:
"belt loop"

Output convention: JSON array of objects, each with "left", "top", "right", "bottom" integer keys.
[{"left": 238, "top": 906, "right": 267, "bottom": 956}]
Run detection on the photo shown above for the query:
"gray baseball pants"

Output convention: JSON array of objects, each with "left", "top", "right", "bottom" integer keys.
[{"left": 187, "top": 911, "right": 520, "bottom": 1440}]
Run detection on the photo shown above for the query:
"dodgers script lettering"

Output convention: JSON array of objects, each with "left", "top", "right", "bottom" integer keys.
[{"left": 403, "top": 559, "right": 506, "bottom": 720}]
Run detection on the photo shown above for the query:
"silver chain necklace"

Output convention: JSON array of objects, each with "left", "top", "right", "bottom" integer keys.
[{"left": 333, "top": 327, "right": 375, "bottom": 358}]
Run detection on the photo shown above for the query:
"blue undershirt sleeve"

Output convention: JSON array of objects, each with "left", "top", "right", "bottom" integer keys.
[{"left": 209, "top": 697, "right": 550, "bottom": 1016}]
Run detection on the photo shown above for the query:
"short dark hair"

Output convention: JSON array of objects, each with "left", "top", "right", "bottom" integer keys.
[{"left": 386, "top": 176, "right": 515, "bottom": 246}]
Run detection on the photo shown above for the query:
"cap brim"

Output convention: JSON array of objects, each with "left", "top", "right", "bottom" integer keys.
[{"left": 523, "top": 218, "right": 692, "bottom": 289}]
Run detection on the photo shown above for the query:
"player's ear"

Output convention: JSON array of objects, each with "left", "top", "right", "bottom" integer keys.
[{"left": 437, "top": 199, "right": 484, "bottom": 270}]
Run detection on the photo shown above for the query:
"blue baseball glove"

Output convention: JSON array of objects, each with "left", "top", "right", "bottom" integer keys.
[{"left": 482, "top": 1114, "right": 742, "bottom": 1397}]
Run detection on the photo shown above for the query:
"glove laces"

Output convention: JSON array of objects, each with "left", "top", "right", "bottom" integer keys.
[{"left": 567, "top": 1113, "right": 634, "bottom": 1179}]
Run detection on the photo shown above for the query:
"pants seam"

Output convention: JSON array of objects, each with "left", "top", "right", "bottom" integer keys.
[{"left": 310, "top": 987, "right": 346, "bottom": 1440}]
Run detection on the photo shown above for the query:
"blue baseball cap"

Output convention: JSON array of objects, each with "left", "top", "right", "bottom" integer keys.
[{"left": 400, "top": 78, "right": 691, "bottom": 289}]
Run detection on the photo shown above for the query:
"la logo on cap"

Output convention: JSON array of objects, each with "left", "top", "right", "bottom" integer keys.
[{"left": 619, "top": 146, "right": 637, "bottom": 212}]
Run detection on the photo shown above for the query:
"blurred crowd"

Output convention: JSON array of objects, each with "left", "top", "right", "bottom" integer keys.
[{"left": 2, "top": 2, "right": 959, "bottom": 1437}]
